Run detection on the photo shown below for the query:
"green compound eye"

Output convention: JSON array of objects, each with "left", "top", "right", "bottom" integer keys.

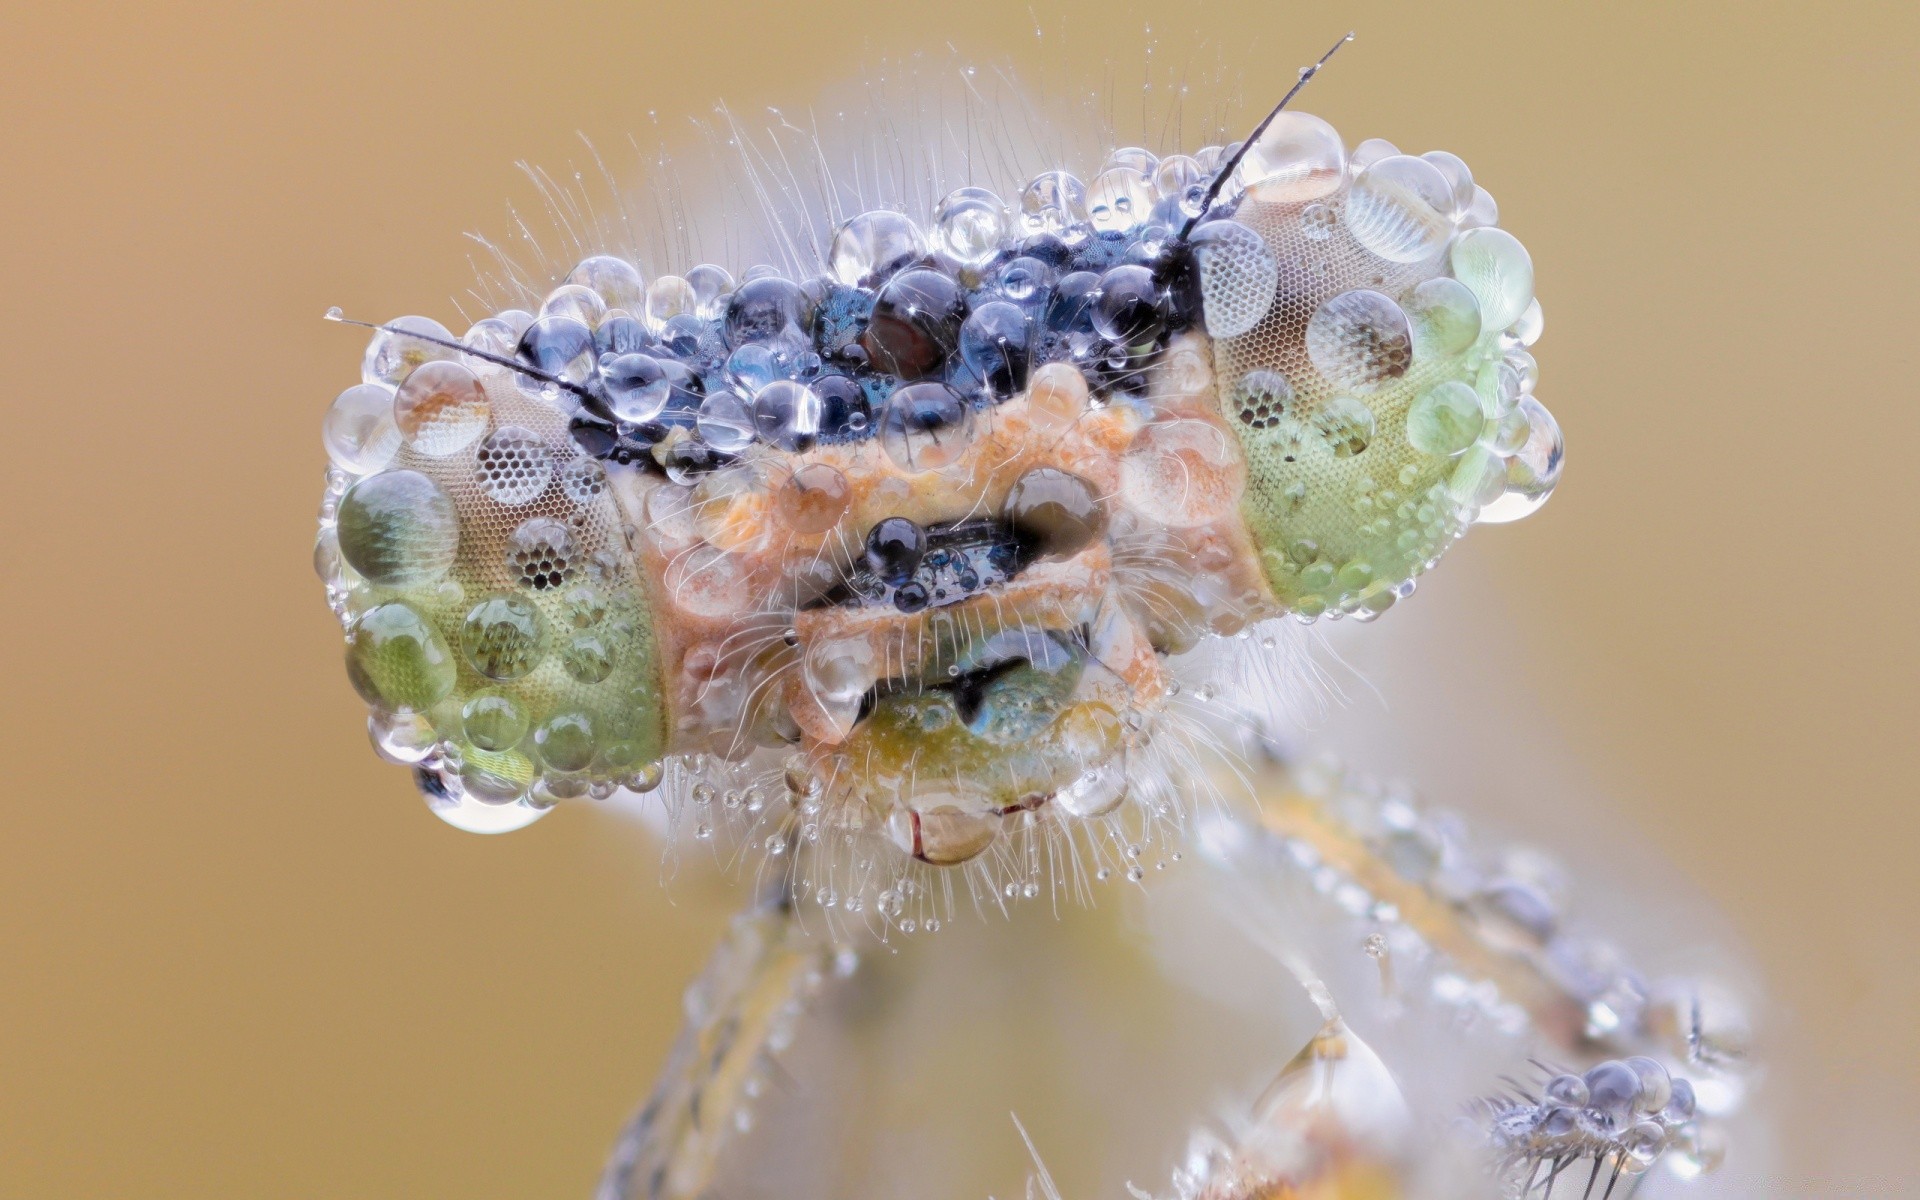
[
  {"left": 1194, "top": 134, "right": 1560, "bottom": 621},
  {"left": 323, "top": 368, "right": 668, "bottom": 812}
]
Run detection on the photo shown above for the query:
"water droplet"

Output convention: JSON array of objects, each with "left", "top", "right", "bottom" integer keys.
[
  {"left": 1020, "top": 170, "right": 1088, "bottom": 238},
  {"left": 393, "top": 360, "right": 490, "bottom": 455},
  {"left": 533, "top": 710, "right": 596, "bottom": 772},
  {"left": 684, "top": 264, "right": 735, "bottom": 321},
  {"left": 931, "top": 187, "right": 1011, "bottom": 270},
  {"left": 363, "top": 315, "right": 457, "bottom": 387},
  {"left": 506, "top": 516, "right": 577, "bottom": 591},
  {"left": 1406, "top": 380, "right": 1484, "bottom": 457},
  {"left": 461, "top": 593, "right": 546, "bottom": 680},
  {"left": 346, "top": 601, "right": 457, "bottom": 712},
  {"left": 828, "top": 210, "right": 927, "bottom": 288},
  {"left": 1087, "top": 167, "right": 1151, "bottom": 234},
  {"left": 695, "top": 389, "right": 758, "bottom": 453},
  {"left": 1306, "top": 290, "right": 1412, "bottom": 392},
  {"left": 774, "top": 462, "right": 850, "bottom": 533},
  {"left": 566, "top": 254, "right": 645, "bottom": 310},
  {"left": 1449, "top": 226, "right": 1535, "bottom": 331},
  {"left": 880, "top": 382, "right": 974, "bottom": 472},
  {"left": 473, "top": 426, "right": 554, "bottom": 505},
  {"left": 1344, "top": 154, "right": 1456, "bottom": 263},
  {"left": 1232, "top": 111, "right": 1346, "bottom": 202},
  {"left": 336, "top": 470, "right": 460, "bottom": 587},
  {"left": 463, "top": 691, "right": 530, "bottom": 751},
  {"left": 1191, "top": 219, "right": 1279, "bottom": 339},
  {"left": 753, "top": 379, "right": 822, "bottom": 451},
  {"left": 323, "top": 383, "right": 402, "bottom": 475},
  {"left": 642, "top": 274, "right": 696, "bottom": 334},
  {"left": 1475, "top": 397, "right": 1563, "bottom": 524},
  {"left": 1404, "top": 277, "right": 1482, "bottom": 357}
]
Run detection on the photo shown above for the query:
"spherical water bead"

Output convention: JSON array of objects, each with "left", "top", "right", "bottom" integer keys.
[
  {"left": 362, "top": 315, "right": 458, "bottom": 387},
  {"left": 460, "top": 316, "right": 523, "bottom": 373},
  {"left": 1025, "top": 361, "right": 1088, "bottom": 433},
  {"left": 1477, "top": 397, "right": 1564, "bottom": 524},
  {"left": 1448, "top": 445, "right": 1509, "bottom": 509},
  {"left": 505, "top": 516, "right": 577, "bottom": 591},
  {"left": 1664, "top": 1078, "right": 1697, "bottom": 1122},
  {"left": 804, "top": 636, "right": 878, "bottom": 710},
  {"left": 753, "top": 379, "right": 822, "bottom": 451},
  {"left": 957, "top": 301, "right": 1032, "bottom": 398},
  {"left": 558, "top": 456, "right": 606, "bottom": 507},
  {"left": 1004, "top": 468, "right": 1104, "bottom": 559},
  {"left": 461, "top": 592, "right": 546, "bottom": 679},
  {"left": 369, "top": 709, "right": 438, "bottom": 765},
  {"left": 323, "top": 383, "right": 402, "bottom": 475},
  {"left": 1152, "top": 154, "right": 1202, "bottom": 202},
  {"left": 1419, "top": 150, "right": 1476, "bottom": 216},
  {"left": 723, "top": 276, "right": 806, "bottom": 349},
  {"left": 336, "top": 469, "right": 460, "bottom": 587},
  {"left": 1405, "top": 381, "right": 1484, "bottom": 457},
  {"left": 773, "top": 463, "right": 850, "bottom": 533},
  {"left": 1306, "top": 290, "right": 1413, "bottom": 392},
  {"left": 1091, "top": 264, "right": 1165, "bottom": 345},
  {"left": 1226, "top": 371, "right": 1293, "bottom": 433},
  {"left": 1460, "top": 186, "right": 1499, "bottom": 230},
  {"left": 516, "top": 315, "right": 597, "bottom": 394},
  {"left": 1020, "top": 170, "right": 1088, "bottom": 238},
  {"left": 468, "top": 426, "right": 551, "bottom": 506},
  {"left": 1057, "top": 757, "right": 1127, "bottom": 818},
  {"left": 1404, "top": 276, "right": 1482, "bottom": 356},
  {"left": 1190, "top": 219, "right": 1279, "bottom": 339},
  {"left": 880, "top": 382, "right": 974, "bottom": 472},
  {"left": 812, "top": 373, "right": 871, "bottom": 441},
  {"left": 1349, "top": 138, "right": 1399, "bottom": 172},
  {"left": 1344, "top": 155, "right": 1456, "bottom": 264},
  {"left": 1087, "top": 167, "right": 1152, "bottom": 234},
  {"left": 1544, "top": 1074, "right": 1590, "bottom": 1108},
  {"left": 346, "top": 601, "right": 457, "bottom": 712},
  {"left": 1620, "top": 1121, "right": 1669, "bottom": 1173},
  {"left": 1103, "top": 146, "right": 1158, "bottom": 175},
  {"left": 642, "top": 275, "right": 696, "bottom": 335},
  {"left": 828, "top": 210, "right": 926, "bottom": 288},
  {"left": 422, "top": 774, "right": 547, "bottom": 833},
  {"left": 561, "top": 633, "right": 615, "bottom": 683},
  {"left": 695, "top": 389, "right": 757, "bottom": 453},
  {"left": 865, "top": 268, "right": 964, "bottom": 379},
  {"left": 1233, "top": 111, "right": 1346, "bottom": 202},
  {"left": 864, "top": 516, "right": 926, "bottom": 586},
  {"left": 1584, "top": 1060, "right": 1641, "bottom": 1119},
  {"left": 1510, "top": 298, "right": 1544, "bottom": 346},
  {"left": 540, "top": 283, "right": 608, "bottom": 329},
  {"left": 888, "top": 805, "right": 1001, "bottom": 866},
  {"left": 566, "top": 254, "right": 645, "bottom": 311},
  {"left": 601, "top": 353, "right": 671, "bottom": 424},
  {"left": 996, "top": 256, "right": 1055, "bottom": 306},
  {"left": 684, "top": 264, "right": 735, "bottom": 321},
  {"left": 724, "top": 343, "right": 781, "bottom": 394},
  {"left": 463, "top": 691, "right": 530, "bottom": 751},
  {"left": 458, "top": 746, "right": 538, "bottom": 806},
  {"left": 593, "top": 312, "right": 651, "bottom": 358},
  {"left": 1449, "top": 227, "right": 1535, "bottom": 331},
  {"left": 1623, "top": 1056, "right": 1673, "bottom": 1113},
  {"left": 931, "top": 187, "right": 1011, "bottom": 270},
  {"left": 1313, "top": 397, "right": 1376, "bottom": 458},
  {"left": 533, "top": 710, "right": 596, "bottom": 773},
  {"left": 392, "top": 360, "right": 490, "bottom": 455}
]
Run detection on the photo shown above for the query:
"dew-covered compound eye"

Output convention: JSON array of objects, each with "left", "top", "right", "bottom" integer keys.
[
  {"left": 1186, "top": 112, "right": 1561, "bottom": 620},
  {"left": 312, "top": 51, "right": 1559, "bottom": 863},
  {"left": 319, "top": 349, "right": 669, "bottom": 830}
]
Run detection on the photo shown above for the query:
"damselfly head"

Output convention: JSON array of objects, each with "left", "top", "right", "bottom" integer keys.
[{"left": 315, "top": 66, "right": 1560, "bottom": 892}]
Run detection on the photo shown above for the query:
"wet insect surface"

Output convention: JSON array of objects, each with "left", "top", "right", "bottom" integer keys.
[{"left": 312, "top": 38, "right": 1758, "bottom": 1200}]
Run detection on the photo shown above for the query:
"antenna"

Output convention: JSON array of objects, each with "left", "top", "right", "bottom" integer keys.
[
  {"left": 323, "top": 307, "right": 600, "bottom": 404},
  {"left": 1175, "top": 31, "right": 1354, "bottom": 242}
]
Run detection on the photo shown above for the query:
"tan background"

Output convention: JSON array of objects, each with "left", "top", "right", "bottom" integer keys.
[{"left": 2, "top": 1, "right": 1914, "bottom": 1195}]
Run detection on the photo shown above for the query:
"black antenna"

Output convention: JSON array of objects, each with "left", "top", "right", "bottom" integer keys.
[
  {"left": 1175, "top": 31, "right": 1354, "bottom": 242},
  {"left": 323, "top": 307, "right": 600, "bottom": 404}
]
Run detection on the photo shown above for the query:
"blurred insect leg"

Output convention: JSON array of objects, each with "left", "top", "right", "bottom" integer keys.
[{"left": 595, "top": 883, "right": 835, "bottom": 1200}]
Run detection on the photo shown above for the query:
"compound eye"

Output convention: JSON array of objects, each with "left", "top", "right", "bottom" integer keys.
[
  {"left": 323, "top": 357, "right": 668, "bottom": 821},
  {"left": 1208, "top": 152, "right": 1558, "bottom": 621}
]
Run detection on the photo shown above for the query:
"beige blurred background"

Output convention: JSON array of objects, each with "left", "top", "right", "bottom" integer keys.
[{"left": 2, "top": 1, "right": 1914, "bottom": 1195}]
